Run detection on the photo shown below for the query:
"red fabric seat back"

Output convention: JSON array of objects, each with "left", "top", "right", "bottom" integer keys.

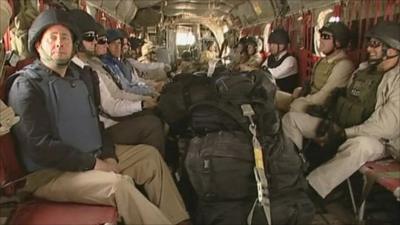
[
  {"left": 0, "top": 134, "right": 26, "bottom": 196},
  {"left": 7, "top": 199, "right": 118, "bottom": 225},
  {"left": 0, "top": 62, "right": 31, "bottom": 196}
]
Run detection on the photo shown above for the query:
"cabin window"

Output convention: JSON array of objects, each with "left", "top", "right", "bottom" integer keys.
[
  {"left": 176, "top": 27, "right": 196, "bottom": 46},
  {"left": 263, "top": 23, "right": 271, "bottom": 53}
]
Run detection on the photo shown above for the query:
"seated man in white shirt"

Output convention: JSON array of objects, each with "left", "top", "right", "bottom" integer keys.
[
  {"left": 262, "top": 28, "right": 298, "bottom": 93},
  {"left": 71, "top": 12, "right": 166, "bottom": 158}
]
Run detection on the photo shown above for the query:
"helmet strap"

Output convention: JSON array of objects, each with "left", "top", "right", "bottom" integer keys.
[
  {"left": 38, "top": 45, "right": 72, "bottom": 67},
  {"left": 324, "top": 47, "right": 335, "bottom": 56},
  {"left": 382, "top": 46, "right": 399, "bottom": 61},
  {"left": 384, "top": 54, "right": 399, "bottom": 60}
]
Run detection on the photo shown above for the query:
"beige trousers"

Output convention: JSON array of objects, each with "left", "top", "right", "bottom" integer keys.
[
  {"left": 282, "top": 112, "right": 387, "bottom": 198},
  {"left": 32, "top": 145, "right": 189, "bottom": 225}
]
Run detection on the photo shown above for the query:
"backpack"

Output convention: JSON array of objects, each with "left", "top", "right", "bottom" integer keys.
[
  {"left": 185, "top": 131, "right": 314, "bottom": 225},
  {"left": 184, "top": 70, "right": 315, "bottom": 225},
  {"left": 157, "top": 73, "right": 217, "bottom": 134},
  {"left": 190, "top": 70, "right": 279, "bottom": 138}
]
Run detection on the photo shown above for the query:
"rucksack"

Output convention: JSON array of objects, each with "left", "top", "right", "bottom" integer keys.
[
  {"left": 185, "top": 130, "right": 314, "bottom": 225},
  {"left": 190, "top": 70, "right": 279, "bottom": 138},
  {"left": 184, "top": 69, "right": 315, "bottom": 225},
  {"left": 157, "top": 72, "right": 217, "bottom": 134}
]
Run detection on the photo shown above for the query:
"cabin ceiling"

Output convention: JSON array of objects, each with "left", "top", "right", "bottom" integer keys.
[{"left": 84, "top": 0, "right": 339, "bottom": 27}]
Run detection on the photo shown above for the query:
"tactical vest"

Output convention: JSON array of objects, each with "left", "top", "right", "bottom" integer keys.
[
  {"left": 333, "top": 66, "right": 384, "bottom": 128},
  {"left": 310, "top": 57, "right": 347, "bottom": 94},
  {"left": 267, "top": 53, "right": 298, "bottom": 83},
  {"left": 13, "top": 63, "right": 102, "bottom": 171},
  {"left": 267, "top": 53, "right": 290, "bottom": 68}
]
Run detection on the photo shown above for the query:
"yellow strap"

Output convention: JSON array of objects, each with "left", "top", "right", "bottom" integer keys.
[{"left": 254, "top": 147, "right": 264, "bottom": 169}]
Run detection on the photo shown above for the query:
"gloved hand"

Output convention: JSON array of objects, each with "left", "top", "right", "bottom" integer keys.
[
  {"left": 318, "top": 122, "right": 346, "bottom": 163},
  {"left": 316, "top": 119, "right": 330, "bottom": 137},
  {"left": 307, "top": 104, "right": 329, "bottom": 118}
]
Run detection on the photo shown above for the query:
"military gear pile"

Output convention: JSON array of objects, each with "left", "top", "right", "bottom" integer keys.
[{"left": 159, "top": 69, "right": 315, "bottom": 225}]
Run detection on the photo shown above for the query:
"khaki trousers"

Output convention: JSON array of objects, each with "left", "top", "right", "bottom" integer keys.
[
  {"left": 282, "top": 112, "right": 322, "bottom": 149},
  {"left": 282, "top": 112, "right": 388, "bottom": 198},
  {"left": 107, "top": 114, "right": 166, "bottom": 157},
  {"left": 32, "top": 145, "right": 189, "bottom": 225}
]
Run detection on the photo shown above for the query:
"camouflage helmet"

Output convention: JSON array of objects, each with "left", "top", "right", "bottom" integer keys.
[
  {"left": 28, "top": 9, "right": 79, "bottom": 56},
  {"left": 106, "top": 29, "right": 125, "bottom": 43},
  {"left": 366, "top": 21, "right": 400, "bottom": 51},
  {"left": 117, "top": 28, "right": 129, "bottom": 38},
  {"left": 246, "top": 36, "right": 258, "bottom": 47},
  {"left": 181, "top": 50, "right": 191, "bottom": 61},
  {"left": 319, "top": 21, "right": 350, "bottom": 48},
  {"left": 95, "top": 22, "right": 106, "bottom": 37},
  {"left": 129, "top": 37, "right": 145, "bottom": 50},
  {"left": 268, "top": 28, "right": 290, "bottom": 45}
]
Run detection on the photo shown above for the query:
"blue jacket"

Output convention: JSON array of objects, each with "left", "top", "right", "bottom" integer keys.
[
  {"left": 7, "top": 60, "right": 116, "bottom": 172},
  {"left": 101, "top": 54, "right": 156, "bottom": 96}
]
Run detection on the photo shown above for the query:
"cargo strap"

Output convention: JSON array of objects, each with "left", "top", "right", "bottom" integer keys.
[{"left": 241, "top": 104, "right": 272, "bottom": 225}]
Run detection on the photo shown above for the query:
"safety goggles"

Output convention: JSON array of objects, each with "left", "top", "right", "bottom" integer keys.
[
  {"left": 82, "top": 31, "right": 97, "bottom": 42},
  {"left": 367, "top": 40, "right": 382, "bottom": 48},
  {"left": 97, "top": 36, "right": 108, "bottom": 45},
  {"left": 320, "top": 33, "right": 333, "bottom": 40}
]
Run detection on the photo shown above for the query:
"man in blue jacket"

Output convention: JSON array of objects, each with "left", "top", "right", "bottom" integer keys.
[{"left": 8, "top": 9, "right": 190, "bottom": 225}]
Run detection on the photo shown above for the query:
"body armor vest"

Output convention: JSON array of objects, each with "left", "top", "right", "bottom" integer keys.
[
  {"left": 310, "top": 57, "right": 347, "bottom": 94},
  {"left": 267, "top": 53, "right": 298, "bottom": 77},
  {"left": 334, "top": 66, "right": 383, "bottom": 128},
  {"left": 267, "top": 53, "right": 290, "bottom": 68},
  {"left": 20, "top": 63, "right": 102, "bottom": 170}
]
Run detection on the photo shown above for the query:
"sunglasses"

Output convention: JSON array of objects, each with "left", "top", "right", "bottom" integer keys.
[
  {"left": 97, "top": 36, "right": 108, "bottom": 45},
  {"left": 367, "top": 40, "right": 382, "bottom": 48},
  {"left": 82, "top": 31, "right": 97, "bottom": 42},
  {"left": 320, "top": 33, "right": 332, "bottom": 40}
]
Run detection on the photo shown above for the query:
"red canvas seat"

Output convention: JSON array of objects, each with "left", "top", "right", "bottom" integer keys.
[
  {"left": 0, "top": 67, "right": 118, "bottom": 225},
  {"left": 359, "top": 159, "right": 400, "bottom": 198},
  {"left": 7, "top": 199, "right": 118, "bottom": 225},
  {"left": 348, "top": 158, "right": 400, "bottom": 222},
  {"left": 0, "top": 133, "right": 119, "bottom": 225}
]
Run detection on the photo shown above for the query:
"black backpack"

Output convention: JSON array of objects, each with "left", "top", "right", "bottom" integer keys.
[
  {"left": 157, "top": 72, "right": 217, "bottom": 134},
  {"left": 190, "top": 70, "right": 279, "bottom": 138},
  {"left": 183, "top": 70, "right": 315, "bottom": 225},
  {"left": 185, "top": 131, "right": 314, "bottom": 225}
]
